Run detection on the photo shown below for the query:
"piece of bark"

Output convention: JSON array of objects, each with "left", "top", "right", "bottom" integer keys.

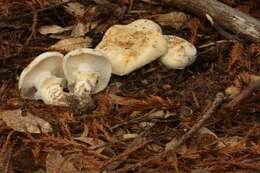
[{"left": 160, "top": 0, "right": 260, "bottom": 42}]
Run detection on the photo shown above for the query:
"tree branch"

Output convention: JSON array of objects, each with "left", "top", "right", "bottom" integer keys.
[{"left": 160, "top": 0, "right": 260, "bottom": 42}]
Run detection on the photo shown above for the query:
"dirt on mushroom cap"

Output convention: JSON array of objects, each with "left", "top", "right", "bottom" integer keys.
[{"left": 96, "top": 24, "right": 167, "bottom": 75}]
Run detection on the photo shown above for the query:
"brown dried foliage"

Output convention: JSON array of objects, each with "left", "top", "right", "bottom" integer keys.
[
  {"left": 228, "top": 42, "right": 243, "bottom": 70},
  {"left": 0, "top": 0, "right": 259, "bottom": 172}
]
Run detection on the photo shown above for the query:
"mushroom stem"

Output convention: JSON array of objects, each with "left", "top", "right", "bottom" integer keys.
[
  {"left": 34, "top": 71, "right": 68, "bottom": 106},
  {"left": 73, "top": 71, "right": 99, "bottom": 97}
]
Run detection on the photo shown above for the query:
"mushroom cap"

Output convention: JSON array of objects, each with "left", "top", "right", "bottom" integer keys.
[
  {"left": 96, "top": 22, "right": 167, "bottom": 76},
  {"left": 128, "top": 19, "right": 162, "bottom": 33},
  {"left": 160, "top": 35, "right": 197, "bottom": 69},
  {"left": 63, "top": 48, "right": 112, "bottom": 94},
  {"left": 19, "top": 52, "right": 64, "bottom": 99}
]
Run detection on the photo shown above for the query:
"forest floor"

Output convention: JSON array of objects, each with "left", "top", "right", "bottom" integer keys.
[{"left": 0, "top": 0, "right": 259, "bottom": 172}]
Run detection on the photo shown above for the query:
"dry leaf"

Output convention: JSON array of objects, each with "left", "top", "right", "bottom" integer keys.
[
  {"left": 148, "top": 110, "right": 176, "bottom": 119},
  {"left": 93, "top": 0, "right": 111, "bottom": 5},
  {"left": 165, "top": 137, "right": 188, "bottom": 155},
  {"left": 151, "top": 11, "right": 189, "bottom": 30},
  {"left": 75, "top": 137, "right": 105, "bottom": 153},
  {"left": 84, "top": 22, "right": 98, "bottom": 33},
  {"left": 38, "top": 25, "right": 72, "bottom": 35},
  {"left": 71, "top": 22, "right": 86, "bottom": 37},
  {"left": 148, "top": 110, "right": 165, "bottom": 118},
  {"left": 46, "top": 151, "right": 64, "bottom": 173},
  {"left": 0, "top": 147, "right": 14, "bottom": 173},
  {"left": 74, "top": 124, "right": 105, "bottom": 153},
  {"left": 239, "top": 72, "right": 260, "bottom": 84},
  {"left": 166, "top": 128, "right": 219, "bottom": 153},
  {"left": 46, "top": 151, "right": 78, "bottom": 173},
  {"left": 186, "top": 18, "right": 202, "bottom": 44},
  {"left": 64, "top": 2, "right": 85, "bottom": 18},
  {"left": 146, "top": 143, "right": 164, "bottom": 153},
  {"left": 196, "top": 127, "right": 219, "bottom": 149},
  {"left": 50, "top": 37, "right": 92, "bottom": 52},
  {"left": 123, "top": 133, "right": 138, "bottom": 139},
  {"left": 217, "top": 136, "right": 246, "bottom": 151},
  {"left": 225, "top": 85, "right": 240, "bottom": 98},
  {"left": 229, "top": 42, "right": 243, "bottom": 69},
  {"left": 0, "top": 109, "right": 52, "bottom": 133}
]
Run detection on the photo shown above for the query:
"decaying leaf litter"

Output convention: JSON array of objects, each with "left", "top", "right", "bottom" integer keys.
[{"left": 0, "top": 0, "right": 259, "bottom": 172}]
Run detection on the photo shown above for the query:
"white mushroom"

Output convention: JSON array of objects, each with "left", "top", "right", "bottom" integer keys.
[
  {"left": 96, "top": 19, "right": 167, "bottom": 76},
  {"left": 63, "top": 48, "right": 111, "bottom": 102},
  {"left": 19, "top": 52, "right": 68, "bottom": 106},
  {"left": 128, "top": 19, "right": 162, "bottom": 33},
  {"left": 160, "top": 35, "right": 197, "bottom": 69}
]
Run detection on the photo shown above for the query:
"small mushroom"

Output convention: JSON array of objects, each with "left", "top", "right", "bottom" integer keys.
[
  {"left": 19, "top": 52, "right": 68, "bottom": 106},
  {"left": 128, "top": 19, "right": 162, "bottom": 33},
  {"left": 96, "top": 19, "right": 167, "bottom": 76},
  {"left": 160, "top": 35, "right": 197, "bottom": 69},
  {"left": 63, "top": 48, "right": 111, "bottom": 103}
]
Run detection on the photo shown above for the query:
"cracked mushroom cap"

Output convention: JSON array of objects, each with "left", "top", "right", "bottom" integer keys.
[
  {"left": 128, "top": 19, "right": 162, "bottom": 33},
  {"left": 18, "top": 52, "right": 64, "bottom": 98},
  {"left": 96, "top": 20, "right": 167, "bottom": 76},
  {"left": 160, "top": 35, "right": 197, "bottom": 69},
  {"left": 63, "top": 48, "right": 112, "bottom": 94}
]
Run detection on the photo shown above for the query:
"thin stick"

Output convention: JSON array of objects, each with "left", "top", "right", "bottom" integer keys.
[
  {"left": 198, "top": 40, "right": 234, "bottom": 49},
  {"left": 166, "top": 92, "right": 224, "bottom": 151},
  {"left": 115, "top": 92, "right": 225, "bottom": 172}
]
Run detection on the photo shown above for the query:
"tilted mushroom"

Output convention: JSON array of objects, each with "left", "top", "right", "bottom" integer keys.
[
  {"left": 63, "top": 48, "right": 111, "bottom": 103},
  {"left": 96, "top": 19, "right": 167, "bottom": 76},
  {"left": 19, "top": 52, "right": 69, "bottom": 106},
  {"left": 160, "top": 35, "right": 197, "bottom": 69}
]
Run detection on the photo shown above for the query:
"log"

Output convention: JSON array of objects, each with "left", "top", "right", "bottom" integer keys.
[{"left": 161, "top": 0, "right": 260, "bottom": 43}]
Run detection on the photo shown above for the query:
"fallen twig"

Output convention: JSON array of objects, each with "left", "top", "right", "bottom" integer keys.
[
  {"left": 160, "top": 0, "right": 260, "bottom": 42},
  {"left": 198, "top": 40, "right": 234, "bottom": 49},
  {"left": 206, "top": 14, "right": 241, "bottom": 42},
  {"left": 166, "top": 92, "right": 224, "bottom": 151},
  {"left": 114, "top": 92, "right": 225, "bottom": 172}
]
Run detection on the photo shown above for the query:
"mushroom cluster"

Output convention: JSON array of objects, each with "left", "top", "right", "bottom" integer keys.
[
  {"left": 19, "top": 49, "right": 112, "bottom": 106},
  {"left": 96, "top": 19, "right": 197, "bottom": 75},
  {"left": 19, "top": 19, "right": 197, "bottom": 106}
]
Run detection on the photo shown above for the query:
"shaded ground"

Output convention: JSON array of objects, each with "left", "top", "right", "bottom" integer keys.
[{"left": 0, "top": 0, "right": 259, "bottom": 172}]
